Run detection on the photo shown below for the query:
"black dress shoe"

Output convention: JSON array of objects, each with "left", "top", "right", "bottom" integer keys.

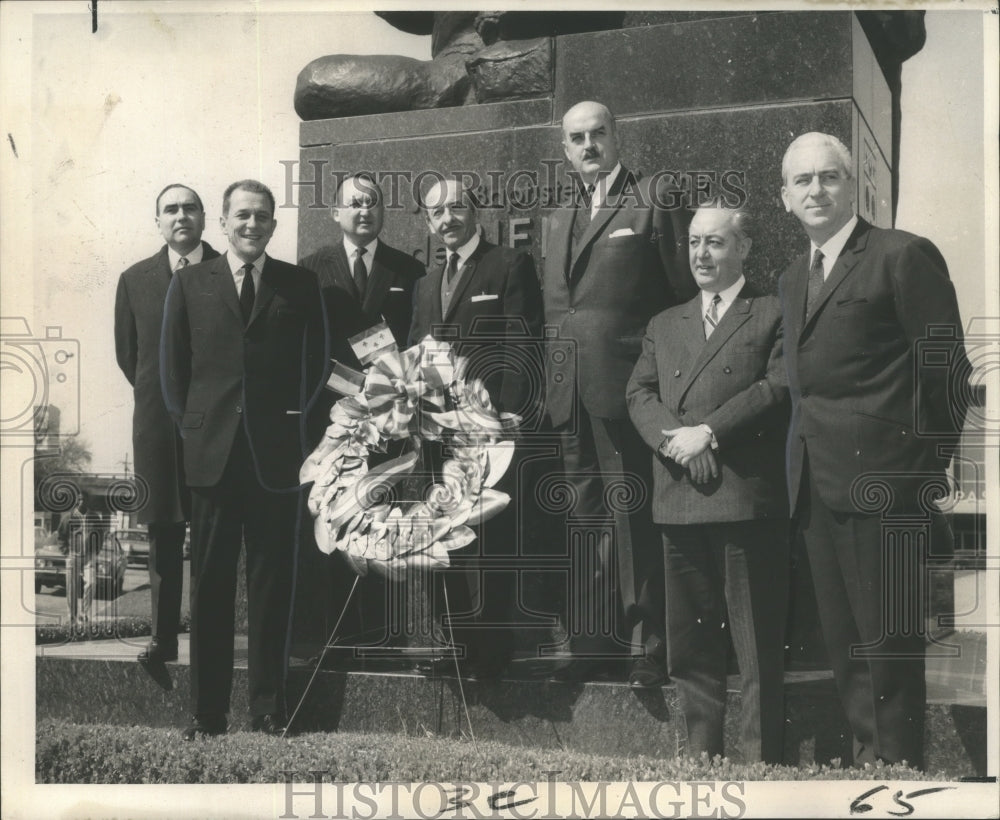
[
  {"left": 251, "top": 713, "right": 286, "bottom": 735},
  {"left": 138, "top": 641, "right": 178, "bottom": 691},
  {"left": 628, "top": 657, "right": 667, "bottom": 689},
  {"left": 181, "top": 714, "right": 227, "bottom": 741}
]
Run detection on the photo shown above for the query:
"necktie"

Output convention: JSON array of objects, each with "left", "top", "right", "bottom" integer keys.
[
  {"left": 353, "top": 246, "right": 368, "bottom": 296},
  {"left": 441, "top": 252, "right": 460, "bottom": 315},
  {"left": 704, "top": 293, "right": 722, "bottom": 339},
  {"left": 570, "top": 183, "right": 596, "bottom": 251},
  {"left": 805, "top": 249, "right": 825, "bottom": 317},
  {"left": 175, "top": 256, "right": 189, "bottom": 272},
  {"left": 239, "top": 263, "right": 255, "bottom": 325}
]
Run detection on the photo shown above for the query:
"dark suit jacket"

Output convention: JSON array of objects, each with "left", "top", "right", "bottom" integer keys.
[
  {"left": 627, "top": 286, "right": 789, "bottom": 524},
  {"left": 114, "top": 242, "right": 219, "bottom": 523},
  {"left": 779, "top": 218, "right": 969, "bottom": 514},
  {"left": 160, "top": 253, "right": 328, "bottom": 491},
  {"left": 299, "top": 239, "right": 425, "bottom": 369},
  {"left": 409, "top": 236, "right": 543, "bottom": 417},
  {"left": 543, "top": 168, "right": 696, "bottom": 425}
]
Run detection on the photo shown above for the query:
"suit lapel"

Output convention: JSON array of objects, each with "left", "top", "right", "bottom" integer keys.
[
  {"left": 680, "top": 290, "right": 754, "bottom": 399},
  {"left": 787, "top": 253, "right": 809, "bottom": 343},
  {"left": 154, "top": 246, "right": 172, "bottom": 285},
  {"left": 363, "top": 243, "right": 393, "bottom": 314},
  {"left": 426, "top": 255, "right": 446, "bottom": 325},
  {"left": 678, "top": 294, "right": 708, "bottom": 362},
  {"left": 332, "top": 243, "right": 362, "bottom": 300},
  {"left": 569, "top": 168, "right": 635, "bottom": 280},
  {"left": 549, "top": 208, "right": 574, "bottom": 282},
  {"left": 208, "top": 254, "right": 243, "bottom": 323},
  {"left": 444, "top": 239, "right": 490, "bottom": 322},
  {"left": 802, "top": 219, "right": 870, "bottom": 336}
]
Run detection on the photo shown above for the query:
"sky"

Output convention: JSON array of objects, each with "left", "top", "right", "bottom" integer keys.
[{"left": 1, "top": 2, "right": 995, "bottom": 479}]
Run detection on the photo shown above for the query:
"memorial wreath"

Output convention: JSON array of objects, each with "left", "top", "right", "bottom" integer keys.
[{"left": 299, "top": 336, "right": 517, "bottom": 580}]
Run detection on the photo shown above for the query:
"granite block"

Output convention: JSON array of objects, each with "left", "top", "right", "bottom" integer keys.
[
  {"left": 300, "top": 98, "right": 552, "bottom": 148},
  {"left": 554, "top": 12, "right": 856, "bottom": 119},
  {"left": 36, "top": 655, "right": 986, "bottom": 776}
]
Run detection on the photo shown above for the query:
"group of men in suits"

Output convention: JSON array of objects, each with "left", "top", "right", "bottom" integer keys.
[{"left": 114, "top": 99, "right": 968, "bottom": 767}]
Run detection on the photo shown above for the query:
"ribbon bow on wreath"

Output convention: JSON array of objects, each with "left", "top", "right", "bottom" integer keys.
[{"left": 299, "top": 336, "right": 518, "bottom": 580}]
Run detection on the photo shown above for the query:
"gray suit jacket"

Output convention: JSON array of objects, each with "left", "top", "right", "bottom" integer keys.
[{"left": 626, "top": 285, "right": 789, "bottom": 524}]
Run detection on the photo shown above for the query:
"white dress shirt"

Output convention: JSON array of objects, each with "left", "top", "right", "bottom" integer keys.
[
  {"left": 440, "top": 227, "right": 482, "bottom": 310},
  {"left": 344, "top": 236, "right": 378, "bottom": 278},
  {"left": 701, "top": 274, "right": 746, "bottom": 324},
  {"left": 226, "top": 252, "right": 264, "bottom": 296},
  {"left": 811, "top": 214, "right": 858, "bottom": 279},
  {"left": 168, "top": 243, "right": 204, "bottom": 272},
  {"left": 590, "top": 162, "right": 623, "bottom": 218}
]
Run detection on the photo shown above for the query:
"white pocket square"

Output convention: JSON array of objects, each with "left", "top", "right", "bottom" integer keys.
[
  {"left": 609, "top": 228, "right": 635, "bottom": 238},
  {"left": 389, "top": 286, "right": 404, "bottom": 292},
  {"left": 471, "top": 294, "right": 499, "bottom": 303}
]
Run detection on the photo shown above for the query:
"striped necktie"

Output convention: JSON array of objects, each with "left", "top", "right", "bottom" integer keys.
[{"left": 704, "top": 293, "right": 722, "bottom": 339}]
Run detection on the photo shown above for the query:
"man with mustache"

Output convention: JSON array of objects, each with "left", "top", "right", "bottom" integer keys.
[
  {"left": 543, "top": 100, "right": 696, "bottom": 686},
  {"left": 161, "top": 179, "right": 328, "bottom": 739},
  {"left": 409, "top": 176, "right": 544, "bottom": 679},
  {"left": 115, "top": 183, "right": 219, "bottom": 690}
]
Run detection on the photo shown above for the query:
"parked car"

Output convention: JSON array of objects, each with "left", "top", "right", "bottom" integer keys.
[
  {"left": 34, "top": 527, "right": 61, "bottom": 592},
  {"left": 35, "top": 530, "right": 128, "bottom": 599},
  {"left": 116, "top": 527, "right": 150, "bottom": 568}
]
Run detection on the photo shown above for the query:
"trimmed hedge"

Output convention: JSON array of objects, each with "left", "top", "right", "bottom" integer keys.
[
  {"left": 36, "top": 719, "right": 939, "bottom": 784},
  {"left": 36, "top": 616, "right": 191, "bottom": 646}
]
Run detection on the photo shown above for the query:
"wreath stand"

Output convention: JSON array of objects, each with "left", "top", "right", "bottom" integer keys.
[{"left": 283, "top": 575, "right": 478, "bottom": 751}]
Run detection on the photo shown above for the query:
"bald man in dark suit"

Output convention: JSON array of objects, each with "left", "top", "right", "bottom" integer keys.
[{"left": 543, "top": 100, "right": 695, "bottom": 685}]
